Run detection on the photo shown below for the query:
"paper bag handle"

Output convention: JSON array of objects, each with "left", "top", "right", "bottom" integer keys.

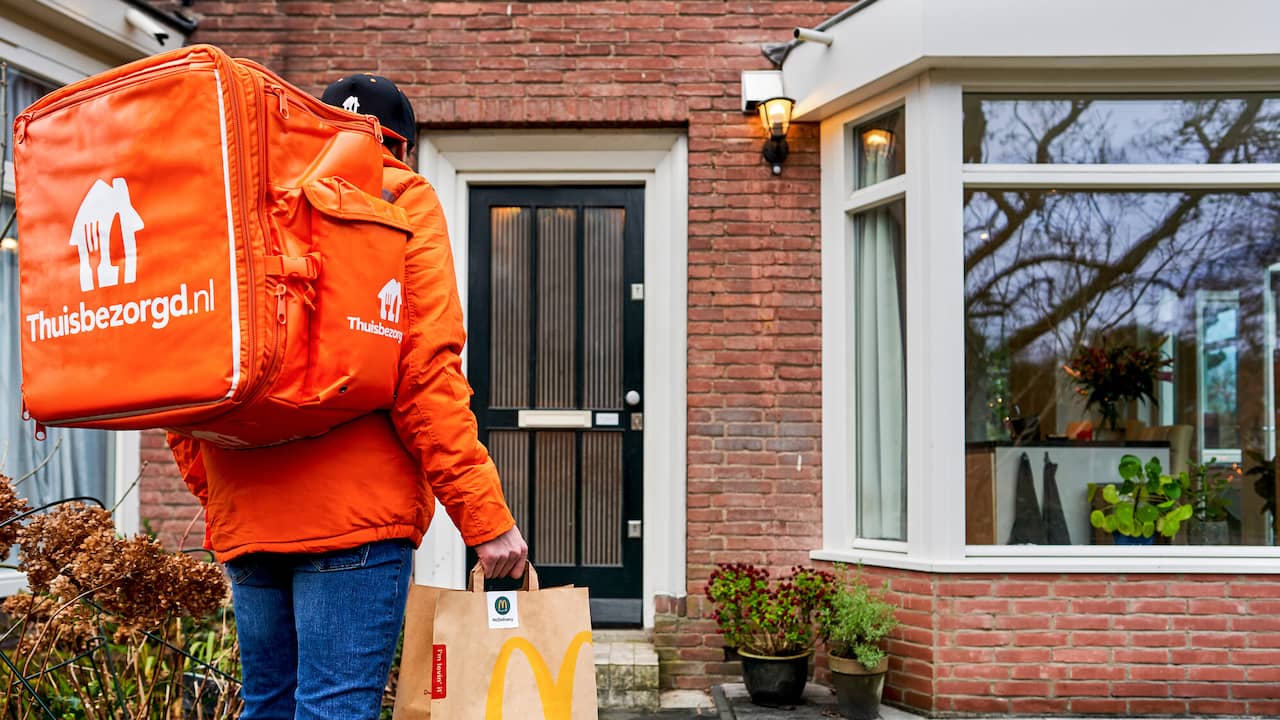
[{"left": 469, "top": 561, "right": 540, "bottom": 593}]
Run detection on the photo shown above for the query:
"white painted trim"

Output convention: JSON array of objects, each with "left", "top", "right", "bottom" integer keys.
[
  {"left": 783, "top": 0, "right": 1280, "bottom": 121},
  {"left": 813, "top": 546, "right": 1280, "bottom": 574},
  {"left": 964, "top": 164, "right": 1280, "bottom": 190},
  {"left": 113, "top": 430, "right": 140, "bottom": 537},
  {"left": 0, "top": 14, "right": 111, "bottom": 83},
  {"left": 843, "top": 175, "right": 907, "bottom": 214},
  {"left": 0, "top": 0, "right": 181, "bottom": 63},
  {"left": 913, "top": 75, "right": 967, "bottom": 563},
  {"left": 820, "top": 82, "right": 916, "bottom": 554},
  {"left": 413, "top": 131, "right": 688, "bottom": 629},
  {"left": 937, "top": 66, "right": 1280, "bottom": 93}
]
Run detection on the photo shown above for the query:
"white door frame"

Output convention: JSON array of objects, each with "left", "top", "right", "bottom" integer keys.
[{"left": 412, "top": 130, "right": 688, "bottom": 628}]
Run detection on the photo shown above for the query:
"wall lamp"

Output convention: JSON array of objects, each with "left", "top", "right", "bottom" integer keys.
[
  {"left": 741, "top": 71, "right": 796, "bottom": 175},
  {"left": 757, "top": 96, "right": 795, "bottom": 175}
]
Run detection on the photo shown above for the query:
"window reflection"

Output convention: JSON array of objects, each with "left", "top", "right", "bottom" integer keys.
[
  {"left": 963, "top": 190, "right": 1280, "bottom": 546},
  {"left": 854, "top": 110, "right": 905, "bottom": 189},
  {"left": 962, "top": 94, "right": 1280, "bottom": 164}
]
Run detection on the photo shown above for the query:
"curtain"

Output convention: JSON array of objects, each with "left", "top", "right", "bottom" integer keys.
[
  {"left": 0, "top": 201, "right": 111, "bottom": 516},
  {"left": 855, "top": 199, "right": 906, "bottom": 541}
]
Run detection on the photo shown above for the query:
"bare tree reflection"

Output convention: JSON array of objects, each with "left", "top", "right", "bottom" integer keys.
[{"left": 963, "top": 97, "right": 1280, "bottom": 448}]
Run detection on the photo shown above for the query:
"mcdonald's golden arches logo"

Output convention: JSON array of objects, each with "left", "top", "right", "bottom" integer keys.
[{"left": 484, "top": 631, "right": 593, "bottom": 719}]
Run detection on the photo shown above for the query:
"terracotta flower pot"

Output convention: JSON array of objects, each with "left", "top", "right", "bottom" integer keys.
[
  {"left": 827, "top": 655, "right": 888, "bottom": 720},
  {"left": 737, "top": 649, "right": 812, "bottom": 706}
]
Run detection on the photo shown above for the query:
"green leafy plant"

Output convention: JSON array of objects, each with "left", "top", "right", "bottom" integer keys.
[
  {"left": 817, "top": 566, "right": 899, "bottom": 671},
  {"left": 1063, "top": 336, "right": 1172, "bottom": 430},
  {"left": 705, "top": 563, "right": 834, "bottom": 657},
  {"left": 1186, "top": 458, "right": 1233, "bottom": 523},
  {"left": 1089, "top": 454, "right": 1192, "bottom": 539}
]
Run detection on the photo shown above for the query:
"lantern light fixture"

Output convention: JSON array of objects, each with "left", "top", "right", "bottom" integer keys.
[{"left": 757, "top": 96, "right": 795, "bottom": 175}]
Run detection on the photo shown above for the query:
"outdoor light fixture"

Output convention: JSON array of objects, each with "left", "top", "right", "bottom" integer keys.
[{"left": 758, "top": 96, "right": 795, "bottom": 175}]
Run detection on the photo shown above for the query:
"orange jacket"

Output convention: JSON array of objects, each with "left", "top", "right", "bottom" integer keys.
[{"left": 167, "top": 154, "right": 514, "bottom": 562}]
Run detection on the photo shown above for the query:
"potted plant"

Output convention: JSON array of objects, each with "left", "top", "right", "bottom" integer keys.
[
  {"left": 817, "top": 566, "right": 899, "bottom": 720},
  {"left": 705, "top": 563, "right": 834, "bottom": 706},
  {"left": 1186, "top": 458, "right": 1233, "bottom": 545},
  {"left": 1089, "top": 454, "right": 1192, "bottom": 544},
  {"left": 1062, "top": 336, "right": 1172, "bottom": 435}
]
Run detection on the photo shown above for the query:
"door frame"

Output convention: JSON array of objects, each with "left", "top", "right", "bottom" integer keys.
[{"left": 413, "top": 130, "right": 688, "bottom": 629}]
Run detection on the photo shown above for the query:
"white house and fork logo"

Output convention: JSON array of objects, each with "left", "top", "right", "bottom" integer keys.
[{"left": 69, "top": 177, "right": 142, "bottom": 291}]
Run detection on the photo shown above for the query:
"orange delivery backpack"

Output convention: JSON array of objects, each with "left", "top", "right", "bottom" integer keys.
[{"left": 12, "top": 44, "right": 412, "bottom": 448}]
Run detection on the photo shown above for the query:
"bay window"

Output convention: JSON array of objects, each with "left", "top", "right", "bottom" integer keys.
[{"left": 962, "top": 95, "right": 1280, "bottom": 549}]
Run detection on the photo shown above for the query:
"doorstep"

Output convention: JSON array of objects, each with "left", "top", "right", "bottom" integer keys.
[{"left": 594, "top": 629, "right": 660, "bottom": 711}]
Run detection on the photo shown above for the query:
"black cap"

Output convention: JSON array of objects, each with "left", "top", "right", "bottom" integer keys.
[{"left": 320, "top": 74, "right": 416, "bottom": 150}]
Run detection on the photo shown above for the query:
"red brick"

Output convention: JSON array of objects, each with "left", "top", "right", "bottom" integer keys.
[
  {"left": 1169, "top": 682, "right": 1230, "bottom": 698},
  {"left": 1070, "top": 698, "right": 1127, "bottom": 713},
  {"left": 1010, "top": 698, "right": 1069, "bottom": 714},
  {"left": 1127, "top": 699, "right": 1190, "bottom": 714},
  {"left": 1188, "top": 665, "right": 1247, "bottom": 681}
]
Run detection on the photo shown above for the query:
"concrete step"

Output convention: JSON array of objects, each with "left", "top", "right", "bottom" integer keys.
[{"left": 594, "top": 629, "right": 660, "bottom": 711}]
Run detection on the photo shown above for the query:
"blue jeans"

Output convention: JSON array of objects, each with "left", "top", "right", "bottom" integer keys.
[{"left": 225, "top": 539, "right": 413, "bottom": 720}]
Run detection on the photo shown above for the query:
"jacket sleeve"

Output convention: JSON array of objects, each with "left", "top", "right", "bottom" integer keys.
[
  {"left": 165, "top": 431, "right": 208, "bottom": 508},
  {"left": 389, "top": 175, "right": 516, "bottom": 547}
]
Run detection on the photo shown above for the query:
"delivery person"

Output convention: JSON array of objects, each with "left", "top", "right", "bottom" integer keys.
[{"left": 167, "top": 73, "right": 527, "bottom": 720}]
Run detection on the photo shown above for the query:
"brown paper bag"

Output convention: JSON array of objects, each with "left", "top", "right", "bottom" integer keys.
[{"left": 392, "top": 564, "right": 598, "bottom": 720}]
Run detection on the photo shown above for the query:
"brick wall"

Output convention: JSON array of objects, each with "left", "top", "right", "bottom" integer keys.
[
  {"left": 138, "top": 428, "right": 204, "bottom": 551},
  {"left": 663, "top": 567, "right": 1280, "bottom": 715},
  {"left": 170, "top": 2, "right": 836, "bottom": 588}
]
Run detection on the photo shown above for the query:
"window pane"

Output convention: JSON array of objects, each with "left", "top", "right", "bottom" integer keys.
[
  {"left": 963, "top": 190, "right": 1280, "bottom": 546},
  {"left": 1, "top": 197, "right": 112, "bottom": 549},
  {"left": 963, "top": 94, "right": 1280, "bottom": 164},
  {"left": 855, "top": 200, "right": 906, "bottom": 541},
  {"left": 854, "top": 110, "right": 905, "bottom": 189},
  {"left": 4, "top": 69, "right": 56, "bottom": 163}
]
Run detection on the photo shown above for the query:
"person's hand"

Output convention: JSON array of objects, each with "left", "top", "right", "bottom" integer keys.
[{"left": 475, "top": 526, "right": 528, "bottom": 579}]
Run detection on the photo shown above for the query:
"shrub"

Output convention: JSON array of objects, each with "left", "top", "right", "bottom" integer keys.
[{"left": 705, "top": 563, "right": 834, "bottom": 657}]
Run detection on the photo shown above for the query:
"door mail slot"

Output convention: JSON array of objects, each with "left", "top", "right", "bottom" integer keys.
[{"left": 517, "top": 410, "right": 594, "bottom": 429}]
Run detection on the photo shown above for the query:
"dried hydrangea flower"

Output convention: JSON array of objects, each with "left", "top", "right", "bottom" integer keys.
[{"left": 0, "top": 474, "right": 32, "bottom": 558}]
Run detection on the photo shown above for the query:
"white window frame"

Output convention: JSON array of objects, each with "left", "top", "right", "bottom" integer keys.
[{"left": 816, "top": 67, "right": 1280, "bottom": 574}]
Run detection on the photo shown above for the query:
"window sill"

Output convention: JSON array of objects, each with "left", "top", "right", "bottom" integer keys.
[
  {"left": 811, "top": 545, "right": 1280, "bottom": 574},
  {"left": 0, "top": 570, "right": 29, "bottom": 597}
]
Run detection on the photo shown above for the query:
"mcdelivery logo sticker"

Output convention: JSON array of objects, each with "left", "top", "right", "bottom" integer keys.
[
  {"left": 26, "top": 177, "right": 216, "bottom": 344},
  {"left": 347, "top": 277, "right": 404, "bottom": 343},
  {"left": 486, "top": 591, "right": 518, "bottom": 629}
]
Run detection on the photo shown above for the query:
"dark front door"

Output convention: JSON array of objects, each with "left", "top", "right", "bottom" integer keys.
[{"left": 468, "top": 185, "right": 644, "bottom": 626}]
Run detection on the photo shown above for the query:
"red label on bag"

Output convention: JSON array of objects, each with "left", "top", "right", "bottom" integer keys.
[{"left": 431, "top": 644, "right": 447, "bottom": 699}]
